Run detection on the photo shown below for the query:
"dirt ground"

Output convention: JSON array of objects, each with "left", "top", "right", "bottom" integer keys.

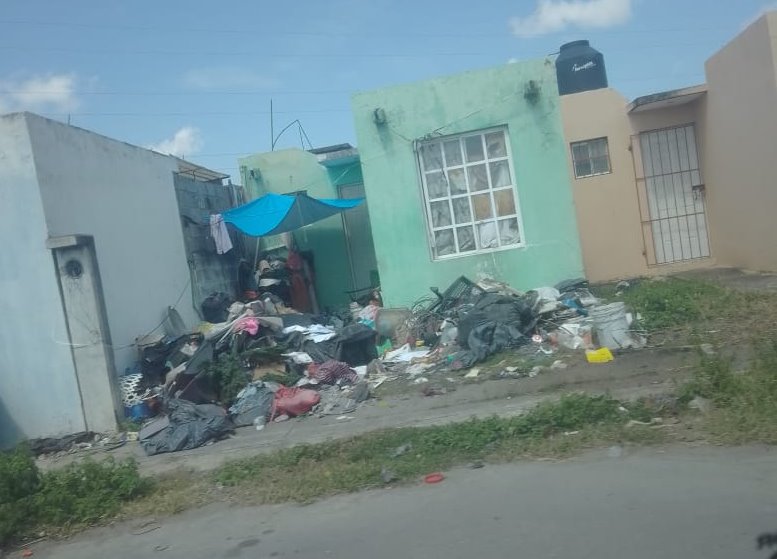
[
  {"left": 36, "top": 267, "right": 771, "bottom": 477},
  {"left": 38, "top": 345, "right": 696, "bottom": 477}
]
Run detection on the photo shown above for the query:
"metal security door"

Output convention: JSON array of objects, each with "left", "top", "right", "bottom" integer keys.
[{"left": 635, "top": 124, "right": 710, "bottom": 264}]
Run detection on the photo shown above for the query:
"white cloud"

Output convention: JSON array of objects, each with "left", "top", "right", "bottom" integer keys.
[
  {"left": 148, "top": 127, "right": 203, "bottom": 157},
  {"left": 0, "top": 73, "right": 79, "bottom": 114},
  {"left": 182, "top": 66, "right": 280, "bottom": 90},
  {"left": 510, "top": 0, "right": 632, "bottom": 38}
]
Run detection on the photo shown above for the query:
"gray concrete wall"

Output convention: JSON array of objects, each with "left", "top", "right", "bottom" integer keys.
[
  {"left": 24, "top": 113, "right": 199, "bottom": 374},
  {"left": 174, "top": 174, "right": 239, "bottom": 305},
  {"left": 0, "top": 114, "right": 86, "bottom": 447}
]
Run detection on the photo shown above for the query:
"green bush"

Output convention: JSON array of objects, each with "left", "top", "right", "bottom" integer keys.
[
  {"left": 35, "top": 458, "right": 149, "bottom": 528},
  {"left": 0, "top": 449, "right": 148, "bottom": 546},
  {"left": 0, "top": 447, "right": 40, "bottom": 546},
  {"left": 206, "top": 353, "right": 251, "bottom": 404}
]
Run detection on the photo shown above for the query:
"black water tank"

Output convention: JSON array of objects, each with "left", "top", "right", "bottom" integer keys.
[{"left": 555, "top": 40, "right": 608, "bottom": 96}]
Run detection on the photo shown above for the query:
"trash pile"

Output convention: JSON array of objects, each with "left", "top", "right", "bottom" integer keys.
[
  {"left": 118, "top": 275, "right": 644, "bottom": 457},
  {"left": 119, "top": 288, "right": 382, "bottom": 456}
]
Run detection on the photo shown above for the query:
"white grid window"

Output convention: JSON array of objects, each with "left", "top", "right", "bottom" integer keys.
[
  {"left": 418, "top": 128, "right": 523, "bottom": 259},
  {"left": 571, "top": 137, "right": 611, "bottom": 178}
]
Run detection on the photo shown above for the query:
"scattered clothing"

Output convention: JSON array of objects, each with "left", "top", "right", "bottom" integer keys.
[
  {"left": 209, "top": 214, "right": 233, "bottom": 255},
  {"left": 272, "top": 387, "right": 321, "bottom": 418},
  {"left": 229, "top": 382, "right": 276, "bottom": 427},
  {"left": 233, "top": 316, "right": 260, "bottom": 336},
  {"left": 308, "top": 360, "right": 359, "bottom": 385}
]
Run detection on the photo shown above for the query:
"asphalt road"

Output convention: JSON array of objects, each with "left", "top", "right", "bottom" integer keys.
[{"left": 35, "top": 445, "right": 777, "bottom": 559}]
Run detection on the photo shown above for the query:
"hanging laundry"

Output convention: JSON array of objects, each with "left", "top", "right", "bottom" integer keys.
[{"left": 209, "top": 214, "right": 233, "bottom": 254}]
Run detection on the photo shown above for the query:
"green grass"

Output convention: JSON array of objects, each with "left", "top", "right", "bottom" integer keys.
[
  {"left": 595, "top": 278, "right": 733, "bottom": 330},
  {"left": 0, "top": 453, "right": 149, "bottom": 547},
  {"left": 680, "top": 340, "right": 777, "bottom": 443},
  {"left": 206, "top": 393, "right": 657, "bottom": 504}
]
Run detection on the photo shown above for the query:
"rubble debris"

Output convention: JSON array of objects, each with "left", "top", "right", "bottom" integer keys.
[
  {"left": 381, "top": 466, "right": 398, "bottom": 484},
  {"left": 228, "top": 381, "right": 276, "bottom": 427},
  {"left": 106, "top": 270, "right": 645, "bottom": 457},
  {"left": 390, "top": 443, "right": 413, "bottom": 458}
]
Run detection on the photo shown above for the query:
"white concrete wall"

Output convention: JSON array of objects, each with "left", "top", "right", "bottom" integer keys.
[
  {"left": 0, "top": 113, "right": 86, "bottom": 447},
  {"left": 24, "top": 113, "right": 199, "bottom": 374}
]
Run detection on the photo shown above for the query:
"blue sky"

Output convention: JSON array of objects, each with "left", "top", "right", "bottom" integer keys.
[{"left": 0, "top": 0, "right": 772, "bottom": 180}]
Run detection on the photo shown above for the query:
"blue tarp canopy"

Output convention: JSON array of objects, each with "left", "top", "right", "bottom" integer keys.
[{"left": 222, "top": 191, "right": 363, "bottom": 237}]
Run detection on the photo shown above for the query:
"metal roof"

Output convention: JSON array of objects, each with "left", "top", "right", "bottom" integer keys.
[
  {"left": 628, "top": 84, "right": 708, "bottom": 114},
  {"left": 174, "top": 158, "right": 230, "bottom": 182}
]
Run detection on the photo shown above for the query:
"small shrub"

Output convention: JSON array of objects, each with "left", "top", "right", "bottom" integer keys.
[
  {"left": 206, "top": 353, "right": 251, "bottom": 404},
  {"left": 0, "top": 447, "right": 41, "bottom": 546},
  {"left": 0, "top": 452, "right": 148, "bottom": 546},
  {"left": 36, "top": 458, "right": 149, "bottom": 528}
]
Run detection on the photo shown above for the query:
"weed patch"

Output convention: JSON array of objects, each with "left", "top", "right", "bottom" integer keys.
[
  {"left": 681, "top": 341, "right": 777, "bottom": 442},
  {"left": 0, "top": 453, "right": 147, "bottom": 547},
  {"left": 210, "top": 393, "right": 639, "bottom": 504},
  {"left": 601, "top": 278, "right": 730, "bottom": 330}
]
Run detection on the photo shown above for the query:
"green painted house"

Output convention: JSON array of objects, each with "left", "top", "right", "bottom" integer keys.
[
  {"left": 351, "top": 59, "right": 585, "bottom": 307},
  {"left": 238, "top": 145, "right": 378, "bottom": 309}
]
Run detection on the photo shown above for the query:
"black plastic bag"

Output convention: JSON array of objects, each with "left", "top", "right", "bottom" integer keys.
[{"left": 140, "top": 399, "right": 232, "bottom": 456}]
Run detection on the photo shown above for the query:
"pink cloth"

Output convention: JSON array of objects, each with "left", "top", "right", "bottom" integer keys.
[
  {"left": 233, "top": 316, "right": 259, "bottom": 336},
  {"left": 272, "top": 387, "right": 320, "bottom": 418}
]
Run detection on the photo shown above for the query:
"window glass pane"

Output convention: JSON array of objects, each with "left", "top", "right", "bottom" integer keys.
[
  {"left": 421, "top": 143, "right": 442, "bottom": 171},
  {"left": 426, "top": 171, "right": 447, "bottom": 198},
  {"left": 590, "top": 138, "right": 608, "bottom": 157},
  {"left": 456, "top": 226, "right": 476, "bottom": 252},
  {"left": 434, "top": 229, "right": 455, "bottom": 256},
  {"left": 591, "top": 155, "right": 610, "bottom": 174},
  {"left": 472, "top": 193, "right": 493, "bottom": 220},
  {"left": 574, "top": 161, "right": 592, "bottom": 178},
  {"left": 467, "top": 164, "right": 488, "bottom": 191},
  {"left": 477, "top": 221, "right": 499, "bottom": 249},
  {"left": 498, "top": 218, "right": 521, "bottom": 245},
  {"left": 464, "top": 136, "right": 485, "bottom": 162},
  {"left": 443, "top": 140, "right": 463, "bottom": 166},
  {"left": 430, "top": 200, "right": 452, "bottom": 227},
  {"left": 418, "top": 129, "right": 523, "bottom": 259},
  {"left": 452, "top": 197, "right": 472, "bottom": 224},
  {"left": 485, "top": 131, "right": 506, "bottom": 158},
  {"left": 571, "top": 143, "right": 588, "bottom": 161},
  {"left": 494, "top": 189, "right": 516, "bottom": 216},
  {"left": 489, "top": 161, "right": 511, "bottom": 187},
  {"left": 448, "top": 168, "right": 467, "bottom": 194}
]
